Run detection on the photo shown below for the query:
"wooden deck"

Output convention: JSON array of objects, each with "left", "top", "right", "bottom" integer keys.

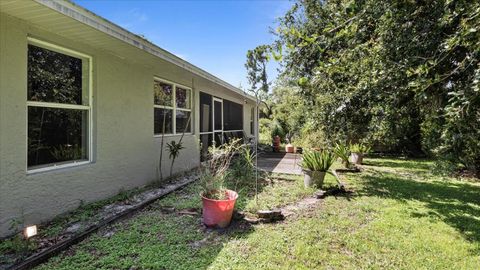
[{"left": 257, "top": 152, "right": 302, "bottom": 175}]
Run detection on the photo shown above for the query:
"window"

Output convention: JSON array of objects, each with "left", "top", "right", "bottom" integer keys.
[
  {"left": 154, "top": 79, "right": 192, "bottom": 135},
  {"left": 27, "top": 38, "right": 91, "bottom": 172}
]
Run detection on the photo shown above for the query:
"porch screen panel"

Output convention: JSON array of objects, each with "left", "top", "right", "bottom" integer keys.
[
  {"left": 200, "top": 92, "right": 212, "bottom": 132},
  {"left": 223, "top": 100, "right": 243, "bottom": 131}
]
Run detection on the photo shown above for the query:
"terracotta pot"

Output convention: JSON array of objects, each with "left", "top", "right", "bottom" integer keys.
[
  {"left": 350, "top": 153, "right": 364, "bottom": 165},
  {"left": 272, "top": 136, "right": 281, "bottom": 152},
  {"left": 285, "top": 144, "right": 294, "bottom": 153},
  {"left": 202, "top": 189, "right": 238, "bottom": 228}
]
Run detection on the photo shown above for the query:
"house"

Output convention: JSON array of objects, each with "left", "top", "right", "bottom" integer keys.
[{"left": 0, "top": 0, "right": 257, "bottom": 237}]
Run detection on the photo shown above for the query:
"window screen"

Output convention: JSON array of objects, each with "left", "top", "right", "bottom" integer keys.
[
  {"left": 223, "top": 100, "right": 243, "bottom": 131},
  {"left": 200, "top": 92, "right": 212, "bottom": 132}
]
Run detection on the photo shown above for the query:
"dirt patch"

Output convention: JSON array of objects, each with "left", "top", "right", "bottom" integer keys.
[{"left": 178, "top": 208, "right": 200, "bottom": 216}]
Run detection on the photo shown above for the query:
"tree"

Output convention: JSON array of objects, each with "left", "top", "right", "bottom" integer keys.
[
  {"left": 245, "top": 45, "right": 273, "bottom": 118},
  {"left": 270, "top": 0, "right": 480, "bottom": 175}
]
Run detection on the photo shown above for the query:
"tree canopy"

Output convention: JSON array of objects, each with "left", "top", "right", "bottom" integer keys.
[{"left": 254, "top": 0, "right": 480, "bottom": 176}]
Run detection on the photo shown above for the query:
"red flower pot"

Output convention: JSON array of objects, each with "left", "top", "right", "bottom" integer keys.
[{"left": 202, "top": 189, "right": 238, "bottom": 228}]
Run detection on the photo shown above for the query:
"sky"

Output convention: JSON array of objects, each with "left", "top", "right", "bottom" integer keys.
[{"left": 73, "top": 0, "right": 294, "bottom": 89}]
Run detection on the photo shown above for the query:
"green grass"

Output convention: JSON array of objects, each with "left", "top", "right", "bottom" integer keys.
[{"left": 36, "top": 158, "right": 480, "bottom": 270}]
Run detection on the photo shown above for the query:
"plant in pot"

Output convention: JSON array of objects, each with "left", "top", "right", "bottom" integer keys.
[
  {"left": 285, "top": 131, "right": 295, "bottom": 153},
  {"left": 333, "top": 142, "right": 351, "bottom": 169},
  {"left": 200, "top": 139, "right": 242, "bottom": 228},
  {"left": 349, "top": 143, "right": 371, "bottom": 165},
  {"left": 300, "top": 150, "right": 335, "bottom": 188}
]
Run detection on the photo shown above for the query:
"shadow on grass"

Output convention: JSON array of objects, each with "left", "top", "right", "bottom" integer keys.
[{"left": 359, "top": 172, "right": 480, "bottom": 251}]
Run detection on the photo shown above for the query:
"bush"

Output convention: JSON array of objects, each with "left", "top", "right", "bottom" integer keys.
[
  {"left": 296, "top": 122, "right": 327, "bottom": 149},
  {"left": 258, "top": 118, "right": 285, "bottom": 145},
  {"left": 258, "top": 118, "right": 273, "bottom": 144}
]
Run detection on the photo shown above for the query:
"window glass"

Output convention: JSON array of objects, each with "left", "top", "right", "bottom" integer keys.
[
  {"left": 27, "top": 41, "right": 90, "bottom": 170},
  {"left": 28, "top": 44, "right": 86, "bottom": 105},
  {"left": 176, "top": 87, "right": 191, "bottom": 109},
  {"left": 176, "top": 111, "right": 191, "bottom": 133},
  {"left": 28, "top": 107, "right": 88, "bottom": 168},
  {"left": 154, "top": 81, "right": 173, "bottom": 107},
  {"left": 154, "top": 108, "right": 173, "bottom": 134}
]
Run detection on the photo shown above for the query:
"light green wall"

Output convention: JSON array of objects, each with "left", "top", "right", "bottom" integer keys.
[{"left": 0, "top": 12, "right": 254, "bottom": 237}]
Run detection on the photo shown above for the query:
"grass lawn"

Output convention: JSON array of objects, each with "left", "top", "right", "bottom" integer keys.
[{"left": 36, "top": 158, "right": 480, "bottom": 269}]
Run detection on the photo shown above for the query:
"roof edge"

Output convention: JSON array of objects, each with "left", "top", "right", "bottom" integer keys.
[{"left": 34, "top": 0, "right": 256, "bottom": 102}]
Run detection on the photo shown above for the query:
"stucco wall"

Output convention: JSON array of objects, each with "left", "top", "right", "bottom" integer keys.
[{"left": 0, "top": 12, "right": 254, "bottom": 237}]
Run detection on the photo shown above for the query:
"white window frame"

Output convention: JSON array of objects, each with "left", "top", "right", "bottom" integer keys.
[
  {"left": 153, "top": 77, "right": 193, "bottom": 137},
  {"left": 26, "top": 37, "right": 93, "bottom": 174}
]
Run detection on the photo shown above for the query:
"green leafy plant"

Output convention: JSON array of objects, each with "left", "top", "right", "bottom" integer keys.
[
  {"left": 166, "top": 140, "right": 185, "bottom": 177},
  {"left": 164, "top": 114, "right": 191, "bottom": 177},
  {"left": 1, "top": 218, "right": 37, "bottom": 255},
  {"left": 230, "top": 146, "right": 257, "bottom": 192},
  {"left": 350, "top": 143, "right": 371, "bottom": 154},
  {"left": 0, "top": 234, "right": 37, "bottom": 255},
  {"left": 270, "top": 119, "right": 285, "bottom": 140},
  {"left": 300, "top": 150, "right": 335, "bottom": 172},
  {"left": 334, "top": 143, "right": 351, "bottom": 168},
  {"left": 50, "top": 144, "right": 82, "bottom": 161}
]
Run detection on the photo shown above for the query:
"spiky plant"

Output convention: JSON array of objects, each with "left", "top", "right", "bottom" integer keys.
[
  {"left": 350, "top": 143, "right": 371, "bottom": 154},
  {"left": 300, "top": 150, "right": 335, "bottom": 172},
  {"left": 333, "top": 143, "right": 351, "bottom": 168}
]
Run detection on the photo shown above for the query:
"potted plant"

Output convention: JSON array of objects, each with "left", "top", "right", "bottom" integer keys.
[
  {"left": 285, "top": 132, "right": 295, "bottom": 153},
  {"left": 200, "top": 139, "right": 241, "bottom": 228},
  {"left": 349, "top": 143, "right": 371, "bottom": 165},
  {"left": 300, "top": 150, "right": 335, "bottom": 188},
  {"left": 333, "top": 143, "right": 351, "bottom": 168}
]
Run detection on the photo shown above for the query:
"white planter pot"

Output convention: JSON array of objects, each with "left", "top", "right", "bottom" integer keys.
[
  {"left": 303, "top": 170, "right": 314, "bottom": 188},
  {"left": 350, "top": 153, "right": 364, "bottom": 165},
  {"left": 303, "top": 170, "right": 327, "bottom": 188}
]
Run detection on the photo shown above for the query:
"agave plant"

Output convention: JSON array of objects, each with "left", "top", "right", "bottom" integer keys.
[
  {"left": 300, "top": 150, "right": 335, "bottom": 172},
  {"left": 350, "top": 143, "right": 371, "bottom": 154},
  {"left": 333, "top": 143, "right": 350, "bottom": 168}
]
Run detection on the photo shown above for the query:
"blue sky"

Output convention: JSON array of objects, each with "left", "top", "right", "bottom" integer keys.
[{"left": 73, "top": 0, "right": 293, "bottom": 88}]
